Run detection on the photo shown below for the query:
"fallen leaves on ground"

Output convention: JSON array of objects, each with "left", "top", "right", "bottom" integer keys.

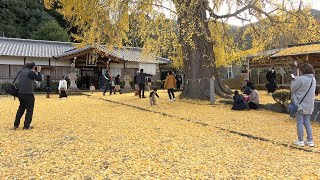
[{"left": 0, "top": 91, "right": 319, "bottom": 179}]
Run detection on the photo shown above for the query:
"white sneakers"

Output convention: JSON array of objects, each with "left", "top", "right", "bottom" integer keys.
[
  {"left": 168, "top": 98, "right": 176, "bottom": 102},
  {"left": 294, "top": 140, "right": 315, "bottom": 147},
  {"left": 294, "top": 140, "right": 305, "bottom": 147},
  {"left": 306, "top": 141, "right": 315, "bottom": 147}
]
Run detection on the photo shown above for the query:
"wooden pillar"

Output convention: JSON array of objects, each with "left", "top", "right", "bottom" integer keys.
[{"left": 257, "top": 68, "right": 260, "bottom": 85}]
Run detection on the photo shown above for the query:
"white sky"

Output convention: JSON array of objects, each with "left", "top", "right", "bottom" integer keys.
[{"left": 161, "top": 0, "right": 320, "bottom": 26}]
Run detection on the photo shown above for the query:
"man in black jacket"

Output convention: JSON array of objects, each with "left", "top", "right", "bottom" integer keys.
[
  {"left": 136, "top": 69, "right": 152, "bottom": 98},
  {"left": 14, "top": 62, "right": 42, "bottom": 130},
  {"left": 266, "top": 68, "right": 276, "bottom": 83}
]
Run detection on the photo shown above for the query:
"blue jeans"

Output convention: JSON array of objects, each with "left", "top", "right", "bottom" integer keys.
[{"left": 296, "top": 112, "right": 313, "bottom": 142}]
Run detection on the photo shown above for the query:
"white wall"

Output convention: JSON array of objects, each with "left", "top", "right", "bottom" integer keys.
[
  {"left": 0, "top": 56, "right": 24, "bottom": 65},
  {"left": 0, "top": 56, "right": 71, "bottom": 67},
  {"left": 52, "top": 59, "right": 71, "bottom": 66}
]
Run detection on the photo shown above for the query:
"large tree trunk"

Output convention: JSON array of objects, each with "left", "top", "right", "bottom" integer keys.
[{"left": 175, "top": 0, "right": 232, "bottom": 100}]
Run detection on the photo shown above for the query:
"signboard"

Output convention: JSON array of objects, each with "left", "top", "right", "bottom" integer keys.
[{"left": 86, "top": 52, "right": 98, "bottom": 66}]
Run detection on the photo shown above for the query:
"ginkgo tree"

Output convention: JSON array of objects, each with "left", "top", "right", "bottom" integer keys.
[{"left": 44, "top": 0, "right": 316, "bottom": 99}]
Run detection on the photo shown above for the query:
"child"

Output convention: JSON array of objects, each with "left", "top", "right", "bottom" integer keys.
[
  {"left": 149, "top": 87, "right": 160, "bottom": 106},
  {"left": 89, "top": 84, "right": 96, "bottom": 94}
]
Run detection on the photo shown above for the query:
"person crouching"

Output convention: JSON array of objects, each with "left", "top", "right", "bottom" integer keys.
[{"left": 149, "top": 87, "right": 160, "bottom": 106}]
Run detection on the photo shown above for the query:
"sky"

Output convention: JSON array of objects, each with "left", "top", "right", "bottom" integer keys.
[{"left": 161, "top": 0, "right": 320, "bottom": 26}]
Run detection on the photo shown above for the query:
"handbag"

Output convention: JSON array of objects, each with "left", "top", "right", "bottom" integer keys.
[
  {"left": 5, "top": 69, "right": 23, "bottom": 97},
  {"left": 288, "top": 79, "right": 313, "bottom": 117}
]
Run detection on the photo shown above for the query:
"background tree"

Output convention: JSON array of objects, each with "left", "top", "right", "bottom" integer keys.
[
  {"left": 44, "top": 0, "right": 316, "bottom": 99},
  {"left": 30, "top": 20, "right": 70, "bottom": 42},
  {"left": 0, "top": 0, "right": 51, "bottom": 38}
]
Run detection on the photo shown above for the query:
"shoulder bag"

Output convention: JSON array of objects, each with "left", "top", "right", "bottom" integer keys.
[
  {"left": 5, "top": 69, "right": 23, "bottom": 98},
  {"left": 288, "top": 79, "right": 313, "bottom": 118}
]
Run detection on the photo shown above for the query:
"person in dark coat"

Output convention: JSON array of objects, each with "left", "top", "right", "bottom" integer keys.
[
  {"left": 176, "top": 74, "right": 182, "bottom": 91},
  {"left": 243, "top": 81, "right": 254, "bottom": 95},
  {"left": 14, "top": 62, "right": 42, "bottom": 130},
  {"left": 266, "top": 68, "right": 276, "bottom": 83},
  {"left": 45, "top": 75, "right": 51, "bottom": 98},
  {"left": 137, "top": 69, "right": 152, "bottom": 98},
  {"left": 232, "top": 91, "right": 248, "bottom": 110},
  {"left": 265, "top": 78, "right": 278, "bottom": 94},
  {"left": 103, "top": 71, "right": 112, "bottom": 96},
  {"left": 113, "top": 74, "right": 122, "bottom": 94}
]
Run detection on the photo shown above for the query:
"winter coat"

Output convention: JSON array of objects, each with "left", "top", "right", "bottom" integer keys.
[
  {"left": 164, "top": 75, "right": 176, "bottom": 89},
  {"left": 232, "top": 94, "right": 248, "bottom": 110},
  {"left": 266, "top": 71, "right": 276, "bottom": 82},
  {"left": 291, "top": 74, "right": 316, "bottom": 114},
  {"left": 114, "top": 76, "right": 121, "bottom": 85},
  {"left": 243, "top": 86, "right": 252, "bottom": 95},
  {"left": 266, "top": 79, "right": 278, "bottom": 93},
  {"left": 137, "top": 73, "right": 152, "bottom": 84},
  {"left": 248, "top": 89, "right": 259, "bottom": 105},
  {"left": 17, "top": 68, "right": 42, "bottom": 94}
]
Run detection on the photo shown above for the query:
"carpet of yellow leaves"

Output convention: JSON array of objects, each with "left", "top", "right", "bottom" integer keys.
[{"left": 1, "top": 91, "right": 320, "bottom": 179}]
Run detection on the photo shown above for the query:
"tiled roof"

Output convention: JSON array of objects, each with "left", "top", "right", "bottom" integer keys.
[
  {"left": 0, "top": 37, "right": 170, "bottom": 64},
  {"left": 0, "top": 37, "right": 74, "bottom": 58},
  {"left": 246, "top": 48, "right": 283, "bottom": 58},
  {"left": 272, "top": 44, "right": 320, "bottom": 57}
]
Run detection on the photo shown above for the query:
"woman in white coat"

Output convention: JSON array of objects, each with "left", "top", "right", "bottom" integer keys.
[
  {"left": 291, "top": 63, "right": 316, "bottom": 147},
  {"left": 58, "top": 76, "right": 68, "bottom": 98}
]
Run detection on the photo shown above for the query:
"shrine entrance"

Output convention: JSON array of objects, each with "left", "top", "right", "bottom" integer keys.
[{"left": 55, "top": 46, "right": 124, "bottom": 89}]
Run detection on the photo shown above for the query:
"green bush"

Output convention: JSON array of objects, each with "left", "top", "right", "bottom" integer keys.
[
  {"left": 120, "top": 81, "right": 125, "bottom": 88},
  {"left": 272, "top": 90, "right": 291, "bottom": 106},
  {"left": 0, "top": 82, "right": 12, "bottom": 93},
  {"left": 152, "top": 80, "right": 164, "bottom": 89},
  {"left": 129, "top": 81, "right": 135, "bottom": 90}
]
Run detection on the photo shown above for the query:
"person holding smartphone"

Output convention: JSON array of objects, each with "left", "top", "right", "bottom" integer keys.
[
  {"left": 291, "top": 63, "right": 316, "bottom": 147},
  {"left": 13, "top": 62, "right": 42, "bottom": 130}
]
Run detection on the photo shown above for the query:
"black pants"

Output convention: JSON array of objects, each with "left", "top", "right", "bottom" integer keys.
[
  {"left": 59, "top": 90, "right": 68, "bottom": 98},
  {"left": 168, "top": 89, "right": 175, "bottom": 100},
  {"left": 139, "top": 83, "right": 145, "bottom": 98},
  {"left": 103, "top": 82, "right": 112, "bottom": 95},
  {"left": 176, "top": 82, "right": 181, "bottom": 90},
  {"left": 14, "top": 94, "right": 35, "bottom": 128},
  {"left": 248, "top": 102, "right": 259, "bottom": 110}
]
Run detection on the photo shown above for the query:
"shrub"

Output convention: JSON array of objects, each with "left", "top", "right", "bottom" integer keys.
[
  {"left": 272, "top": 90, "right": 291, "bottom": 106},
  {"left": 0, "top": 82, "right": 12, "bottom": 93},
  {"left": 129, "top": 81, "right": 135, "bottom": 90},
  {"left": 152, "top": 80, "right": 164, "bottom": 89},
  {"left": 120, "top": 81, "right": 125, "bottom": 88}
]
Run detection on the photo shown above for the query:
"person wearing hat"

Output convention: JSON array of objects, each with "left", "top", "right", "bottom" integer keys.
[{"left": 13, "top": 62, "right": 42, "bottom": 130}]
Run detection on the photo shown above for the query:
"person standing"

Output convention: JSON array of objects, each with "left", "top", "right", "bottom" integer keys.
[
  {"left": 146, "top": 76, "right": 152, "bottom": 92},
  {"left": 134, "top": 71, "right": 139, "bottom": 96},
  {"left": 164, "top": 71, "right": 176, "bottom": 101},
  {"left": 58, "top": 76, "right": 68, "bottom": 98},
  {"left": 137, "top": 69, "right": 152, "bottom": 98},
  {"left": 291, "top": 63, "right": 316, "bottom": 147},
  {"left": 265, "top": 78, "right": 278, "bottom": 94},
  {"left": 149, "top": 87, "right": 160, "bottom": 106},
  {"left": 103, "top": 71, "right": 112, "bottom": 96},
  {"left": 45, "top": 75, "right": 51, "bottom": 98},
  {"left": 13, "top": 62, "right": 42, "bottom": 130},
  {"left": 114, "top": 74, "right": 122, "bottom": 94},
  {"left": 266, "top": 68, "right": 276, "bottom": 83},
  {"left": 240, "top": 67, "right": 250, "bottom": 91},
  {"left": 176, "top": 74, "right": 182, "bottom": 91}
]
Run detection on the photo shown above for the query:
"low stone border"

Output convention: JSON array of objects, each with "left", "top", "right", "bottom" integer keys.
[{"left": 219, "top": 99, "right": 320, "bottom": 123}]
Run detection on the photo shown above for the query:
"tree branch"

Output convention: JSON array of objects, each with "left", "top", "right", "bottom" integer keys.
[{"left": 126, "top": 0, "right": 177, "bottom": 14}]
